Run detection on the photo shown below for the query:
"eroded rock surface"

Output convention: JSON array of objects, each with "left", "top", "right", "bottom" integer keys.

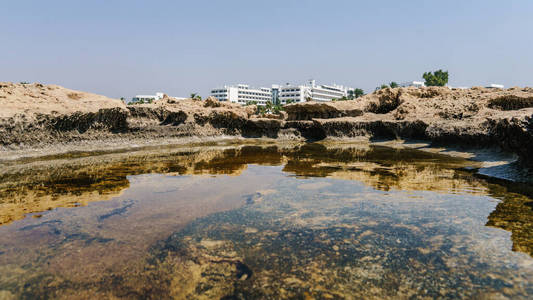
[
  {"left": 286, "top": 86, "right": 533, "bottom": 164},
  {"left": 1, "top": 83, "right": 533, "bottom": 164}
]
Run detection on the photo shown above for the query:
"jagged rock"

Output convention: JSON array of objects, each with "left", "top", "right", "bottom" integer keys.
[
  {"left": 1, "top": 83, "right": 533, "bottom": 165},
  {"left": 204, "top": 96, "right": 221, "bottom": 108},
  {"left": 284, "top": 101, "right": 363, "bottom": 120}
]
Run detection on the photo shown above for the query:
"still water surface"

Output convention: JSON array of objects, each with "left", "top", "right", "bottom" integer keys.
[{"left": 0, "top": 142, "right": 532, "bottom": 299}]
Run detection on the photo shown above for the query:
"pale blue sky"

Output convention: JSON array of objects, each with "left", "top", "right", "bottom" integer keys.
[{"left": 1, "top": 0, "right": 532, "bottom": 99}]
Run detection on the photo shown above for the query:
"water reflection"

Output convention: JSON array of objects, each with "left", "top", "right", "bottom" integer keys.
[
  {"left": 486, "top": 183, "right": 533, "bottom": 256},
  {"left": 0, "top": 142, "right": 532, "bottom": 298},
  {"left": 0, "top": 142, "right": 484, "bottom": 226}
]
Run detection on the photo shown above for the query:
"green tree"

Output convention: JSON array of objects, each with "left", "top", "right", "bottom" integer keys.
[
  {"left": 389, "top": 81, "right": 399, "bottom": 88},
  {"left": 265, "top": 100, "right": 273, "bottom": 112},
  {"left": 347, "top": 90, "right": 355, "bottom": 100},
  {"left": 375, "top": 84, "right": 389, "bottom": 91},
  {"left": 190, "top": 93, "right": 202, "bottom": 100},
  {"left": 422, "top": 69, "right": 449, "bottom": 86},
  {"left": 354, "top": 88, "right": 364, "bottom": 98},
  {"left": 256, "top": 103, "right": 267, "bottom": 115},
  {"left": 272, "top": 103, "right": 283, "bottom": 113}
]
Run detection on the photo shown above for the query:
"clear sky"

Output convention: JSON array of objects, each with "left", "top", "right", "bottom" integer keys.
[{"left": 1, "top": 0, "right": 532, "bottom": 99}]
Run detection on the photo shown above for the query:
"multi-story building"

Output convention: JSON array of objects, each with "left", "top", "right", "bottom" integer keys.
[
  {"left": 278, "top": 80, "right": 353, "bottom": 104},
  {"left": 211, "top": 80, "right": 355, "bottom": 106},
  {"left": 271, "top": 84, "right": 281, "bottom": 105},
  {"left": 211, "top": 84, "right": 272, "bottom": 106}
]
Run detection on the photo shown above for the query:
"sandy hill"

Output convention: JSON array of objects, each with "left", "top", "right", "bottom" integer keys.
[{"left": 0, "top": 82, "right": 125, "bottom": 118}]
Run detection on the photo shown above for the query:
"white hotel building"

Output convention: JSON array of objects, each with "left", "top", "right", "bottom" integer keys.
[
  {"left": 211, "top": 84, "right": 272, "bottom": 106},
  {"left": 400, "top": 81, "right": 426, "bottom": 88},
  {"left": 131, "top": 92, "right": 166, "bottom": 103},
  {"left": 278, "top": 80, "right": 353, "bottom": 104},
  {"left": 211, "top": 80, "right": 354, "bottom": 106},
  {"left": 131, "top": 92, "right": 186, "bottom": 103}
]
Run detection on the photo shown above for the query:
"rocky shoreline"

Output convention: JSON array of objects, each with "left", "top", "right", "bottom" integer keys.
[{"left": 1, "top": 82, "right": 532, "bottom": 165}]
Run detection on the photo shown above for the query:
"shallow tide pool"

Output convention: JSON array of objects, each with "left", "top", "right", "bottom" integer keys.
[{"left": 1, "top": 142, "right": 532, "bottom": 299}]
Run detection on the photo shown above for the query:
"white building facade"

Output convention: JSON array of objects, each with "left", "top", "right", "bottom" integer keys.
[
  {"left": 211, "top": 84, "right": 272, "bottom": 106},
  {"left": 212, "top": 80, "right": 354, "bottom": 105},
  {"left": 131, "top": 92, "right": 186, "bottom": 104},
  {"left": 400, "top": 81, "right": 426, "bottom": 88},
  {"left": 131, "top": 92, "right": 165, "bottom": 103},
  {"left": 486, "top": 83, "right": 504, "bottom": 89},
  {"left": 278, "top": 80, "right": 353, "bottom": 104}
]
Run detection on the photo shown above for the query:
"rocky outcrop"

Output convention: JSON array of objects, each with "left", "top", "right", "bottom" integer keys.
[
  {"left": 1, "top": 83, "right": 533, "bottom": 165},
  {"left": 284, "top": 101, "right": 363, "bottom": 120},
  {"left": 284, "top": 86, "right": 533, "bottom": 164}
]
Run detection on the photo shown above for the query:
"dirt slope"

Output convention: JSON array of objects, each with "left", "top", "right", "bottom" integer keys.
[{"left": 0, "top": 82, "right": 126, "bottom": 118}]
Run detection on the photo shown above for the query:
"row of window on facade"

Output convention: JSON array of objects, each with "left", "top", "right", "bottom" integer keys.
[
  {"left": 238, "top": 99, "right": 268, "bottom": 103},
  {"left": 281, "top": 94, "right": 300, "bottom": 98},
  {"left": 320, "top": 86, "right": 344, "bottom": 92},
  {"left": 238, "top": 91, "right": 270, "bottom": 96}
]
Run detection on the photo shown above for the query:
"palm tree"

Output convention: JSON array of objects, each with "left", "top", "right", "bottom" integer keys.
[{"left": 190, "top": 93, "right": 201, "bottom": 100}]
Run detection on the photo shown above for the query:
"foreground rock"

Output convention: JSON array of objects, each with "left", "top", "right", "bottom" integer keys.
[
  {"left": 0, "top": 82, "right": 129, "bottom": 147},
  {"left": 309, "top": 87, "right": 533, "bottom": 164},
  {"left": 1, "top": 82, "right": 532, "bottom": 165}
]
